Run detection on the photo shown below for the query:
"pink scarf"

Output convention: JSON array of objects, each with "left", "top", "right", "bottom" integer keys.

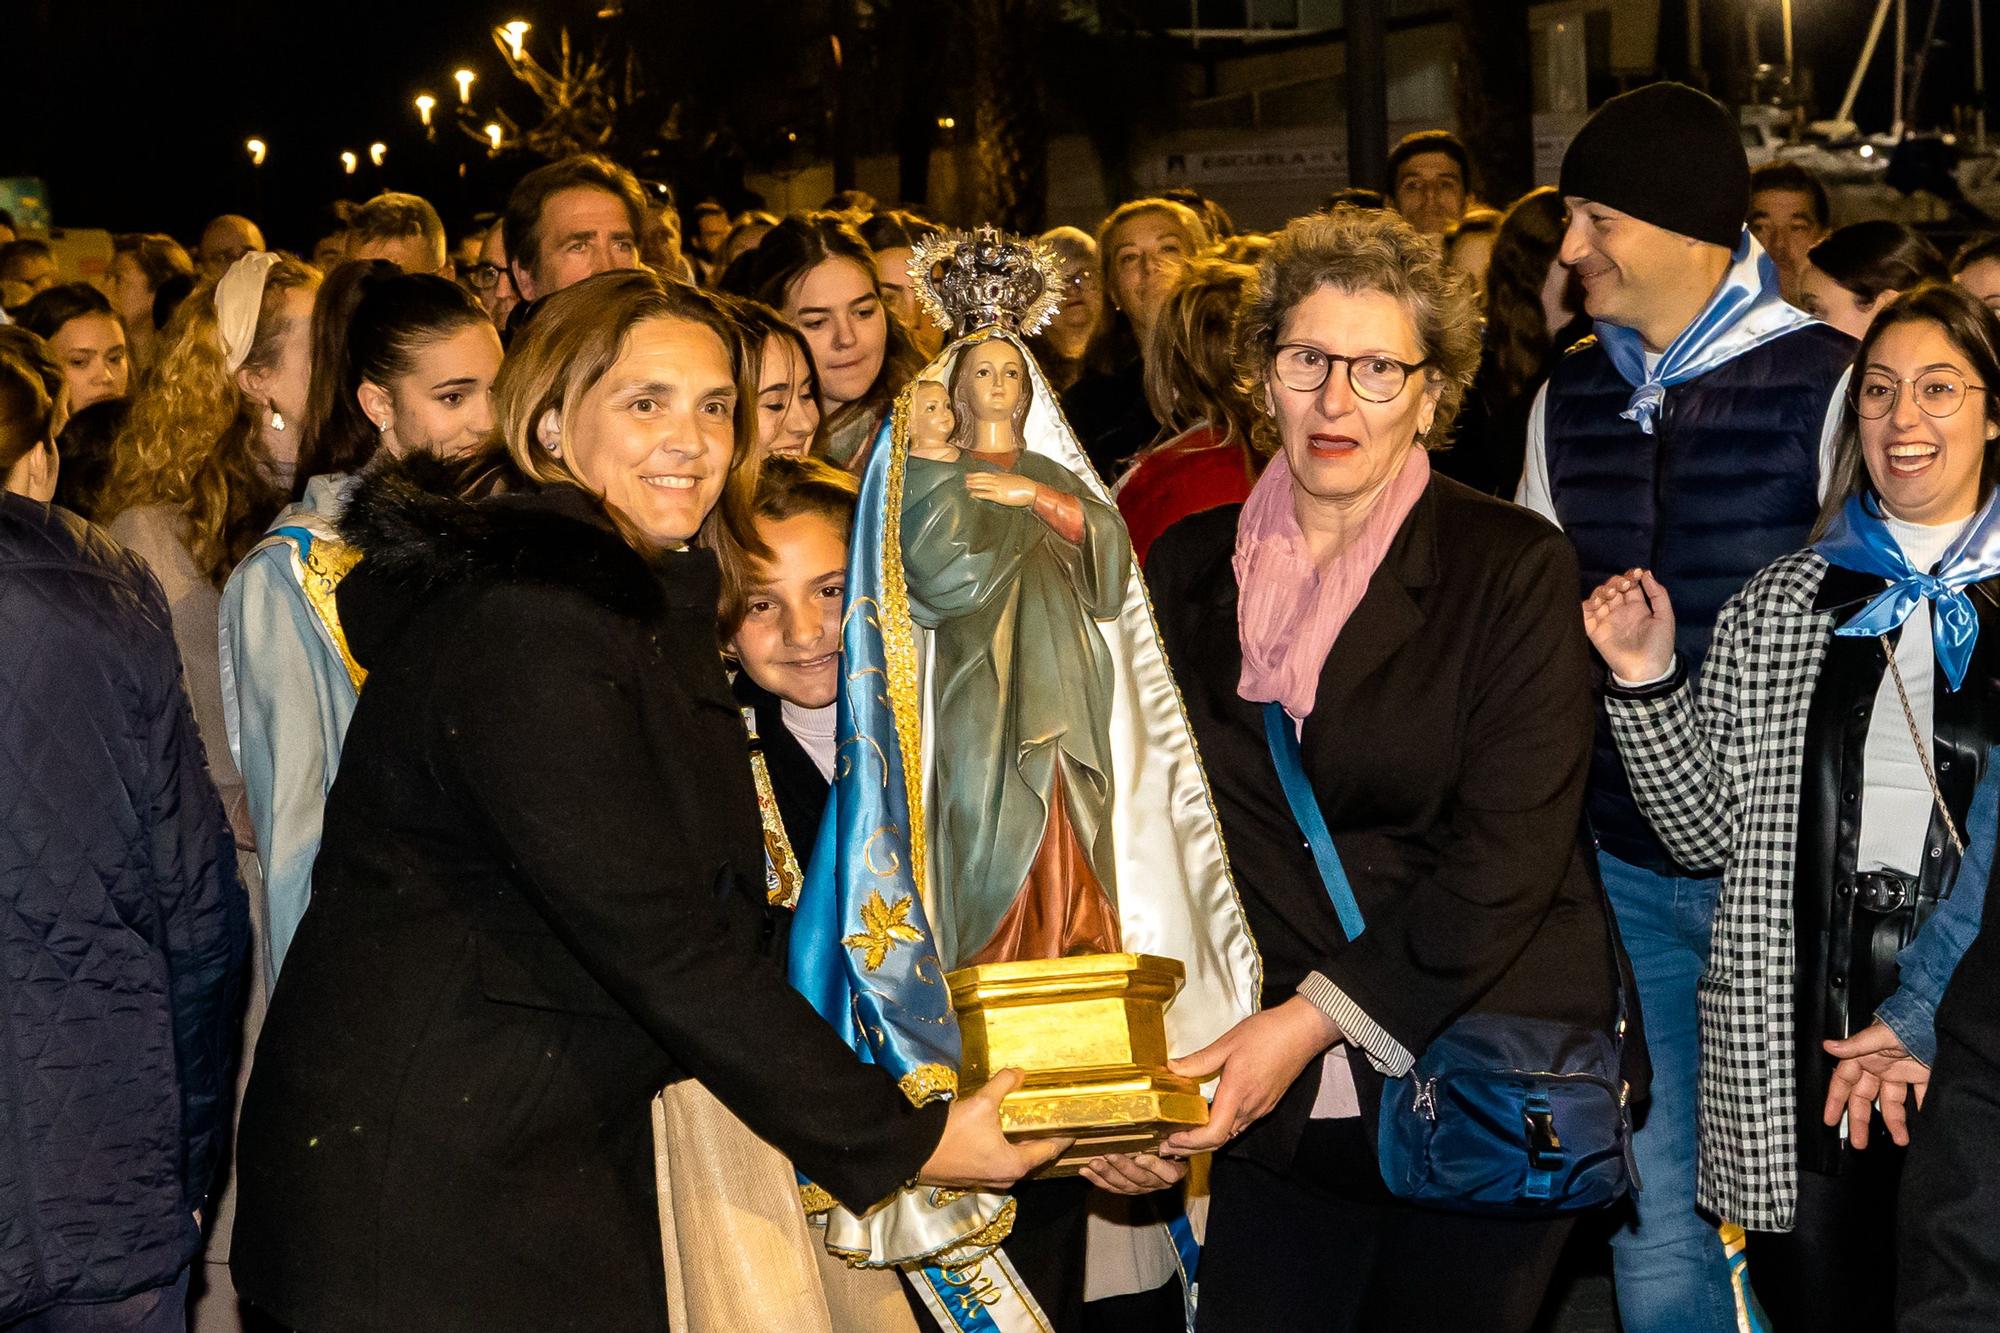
[{"left": 1234, "top": 446, "right": 1431, "bottom": 719}]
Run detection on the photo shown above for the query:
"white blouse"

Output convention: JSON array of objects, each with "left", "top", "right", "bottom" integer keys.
[{"left": 1857, "top": 514, "right": 1973, "bottom": 874}]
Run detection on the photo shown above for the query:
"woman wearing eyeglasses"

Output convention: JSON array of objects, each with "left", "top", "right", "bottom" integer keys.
[
  {"left": 1144, "top": 206, "right": 1629, "bottom": 1332},
  {"left": 1585, "top": 282, "right": 2000, "bottom": 1330}
]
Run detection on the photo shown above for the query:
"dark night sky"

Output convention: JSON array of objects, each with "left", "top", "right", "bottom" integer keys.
[
  {"left": 2, "top": 0, "right": 1993, "bottom": 250},
  {"left": 3, "top": 0, "right": 600, "bottom": 247}
]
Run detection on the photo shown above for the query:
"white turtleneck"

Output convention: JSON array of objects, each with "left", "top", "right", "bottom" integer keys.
[
  {"left": 781, "top": 698, "right": 838, "bottom": 782},
  {"left": 1856, "top": 512, "right": 1975, "bottom": 874}
]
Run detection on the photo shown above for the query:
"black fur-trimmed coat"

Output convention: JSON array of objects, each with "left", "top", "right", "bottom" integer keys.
[{"left": 228, "top": 459, "right": 944, "bottom": 1333}]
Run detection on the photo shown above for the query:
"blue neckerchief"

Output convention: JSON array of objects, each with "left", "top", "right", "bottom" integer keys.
[
  {"left": 1595, "top": 229, "right": 1814, "bottom": 433},
  {"left": 1812, "top": 492, "right": 2000, "bottom": 691}
]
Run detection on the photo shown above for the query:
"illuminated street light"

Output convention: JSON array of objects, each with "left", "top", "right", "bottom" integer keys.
[
  {"left": 341, "top": 150, "right": 359, "bottom": 175},
  {"left": 369, "top": 142, "right": 387, "bottom": 167},
  {"left": 501, "top": 20, "right": 531, "bottom": 60},
  {"left": 484, "top": 123, "right": 505, "bottom": 152},
  {"left": 455, "top": 69, "right": 476, "bottom": 104},
  {"left": 246, "top": 137, "right": 267, "bottom": 166},
  {"left": 415, "top": 93, "right": 437, "bottom": 127},
  {"left": 937, "top": 116, "right": 957, "bottom": 130}
]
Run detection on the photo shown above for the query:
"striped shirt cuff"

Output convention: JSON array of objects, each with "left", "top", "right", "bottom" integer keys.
[{"left": 1297, "top": 972, "right": 1415, "bottom": 1077}]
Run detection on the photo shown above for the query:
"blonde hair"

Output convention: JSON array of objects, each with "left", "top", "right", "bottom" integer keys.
[
  {"left": 1085, "top": 198, "right": 1213, "bottom": 372},
  {"left": 1144, "top": 257, "right": 1261, "bottom": 452},
  {"left": 493, "top": 269, "right": 765, "bottom": 563},
  {"left": 102, "top": 257, "right": 320, "bottom": 586},
  {"left": 1234, "top": 206, "right": 1481, "bottom": 454}
]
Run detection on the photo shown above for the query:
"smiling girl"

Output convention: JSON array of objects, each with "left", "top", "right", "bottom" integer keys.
[
  {"left": 726, "top": 213, "right": 921, "bottom": 472},
  {"left": 718, "top": 455, "right": 858, "bottom": 886},
  {"left": 1586, "top": 282, "right": 2000, "bottom": 1328}
]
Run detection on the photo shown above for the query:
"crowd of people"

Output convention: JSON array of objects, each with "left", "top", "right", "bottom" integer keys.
[{"left": 6, "top": 76, "right": 2000, "bottom": 1333}]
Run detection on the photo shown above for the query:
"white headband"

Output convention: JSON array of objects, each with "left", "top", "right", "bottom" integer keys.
[{"left": 214, "top": 251, "right": 282, "bottom": 372}]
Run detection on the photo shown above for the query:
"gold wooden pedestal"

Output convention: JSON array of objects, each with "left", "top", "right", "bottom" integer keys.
[{"left": 946, "top": 952, "right": 1208, "bottom": 1177}]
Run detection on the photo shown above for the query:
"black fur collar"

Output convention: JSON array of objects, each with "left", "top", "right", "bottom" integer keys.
[{"left": 336, "top": 452, "right": 677, "bottom": 621}]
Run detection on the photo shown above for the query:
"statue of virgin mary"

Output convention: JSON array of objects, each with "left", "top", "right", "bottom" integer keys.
[
  {"left": 901, "top": 328, "right": 1128, "bottom": 968},
  {"left": 786, "top": 228, "right": 1259, "bottom": 1331}
]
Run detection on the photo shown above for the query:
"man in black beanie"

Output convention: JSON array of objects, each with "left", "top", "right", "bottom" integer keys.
[{"left": 1513, "top": 81, "right": 1854, "bottom": 1333}]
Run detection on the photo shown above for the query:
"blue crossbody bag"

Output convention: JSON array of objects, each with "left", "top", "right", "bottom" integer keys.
[{"left": 1262, "top": 702, "right": 1639, "bottom": 1215}]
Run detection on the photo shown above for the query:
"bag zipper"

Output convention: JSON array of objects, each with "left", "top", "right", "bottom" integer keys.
[{"left": 1409, "top": 1069, "right": 1623, "bottom": 1125}]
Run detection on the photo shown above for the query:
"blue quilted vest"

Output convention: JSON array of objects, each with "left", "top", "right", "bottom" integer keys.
[{"left": 1547, "top": 322, "right": 1854, "bottom": 873}]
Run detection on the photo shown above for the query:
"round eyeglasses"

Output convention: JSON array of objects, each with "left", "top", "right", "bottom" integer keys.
[
  {"left": 1854, "top": 370, "right": 1990, "bottom": 420},
  {"left": 463, "top": 261, "right": 513, "bottom": 293},
  {"left": 1272, "top": 344, "right": 1430, "bottom": 402}
]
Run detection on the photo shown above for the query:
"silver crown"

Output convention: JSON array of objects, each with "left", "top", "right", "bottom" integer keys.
[{"left": 910, "top": 226, "right": 1067, "bottom": 340}]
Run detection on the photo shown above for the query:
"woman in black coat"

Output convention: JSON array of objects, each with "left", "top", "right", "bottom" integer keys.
[
  {"left": 229, "top": 272, "right": 1054, "bottom": 1333},
  {"left": 1145, "top": 209, "right": 1630, "bottom": 1332}
]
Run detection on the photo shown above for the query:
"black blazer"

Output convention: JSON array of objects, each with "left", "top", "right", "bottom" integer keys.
[
  {"left": 1146, "top": 476, "right": 1634, "bottom": 1162},
  {"left": 230, "top": 461, "right": 943, "bottom": 1333}
]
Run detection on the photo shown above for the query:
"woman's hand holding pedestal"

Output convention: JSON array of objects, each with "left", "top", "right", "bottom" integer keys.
[{"left": 917, "top": 1068, "right": 1072, "bottom": 1191}]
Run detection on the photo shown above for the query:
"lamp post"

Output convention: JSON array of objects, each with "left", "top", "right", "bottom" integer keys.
[
  {"left": 246, "top": 138, "right": 267, "bottom": 222},
  {"left": 455, "top": 69, "right": 476, "bottom": 105}
]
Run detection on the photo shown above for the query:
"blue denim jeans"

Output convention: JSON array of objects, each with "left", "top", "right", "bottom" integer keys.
[{"left": 1599, "top": 850, "right": 1740, "bottom": 1333}]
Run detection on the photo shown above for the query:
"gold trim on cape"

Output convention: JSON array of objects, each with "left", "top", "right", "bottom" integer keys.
[
  {"left": 897, "top": 1061, "right": 957, "bottom": 1106},
  {"left": 289, "top": 539, "right": 367, "bottom": 691},
  {"left": 741, "top": 706, "right": 806, "bottom": 908},
  {"left": 876, "top": 387, "right": 932, "bottom": 925}
]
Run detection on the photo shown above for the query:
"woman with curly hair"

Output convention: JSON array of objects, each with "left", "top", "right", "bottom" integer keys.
[
  {"left": 1146, "top": 206, "right": 1623, "bottom": 1331},
  {"left": 99, "top": 251, "right": 319, "bottom": 837}
]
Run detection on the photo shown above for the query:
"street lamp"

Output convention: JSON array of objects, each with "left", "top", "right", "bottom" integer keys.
[
  {"left": 484, "top": 122, "right": 505, "bottom": 152},
  {"left": 415, "top": 93, "right": 437, "bottom": 127},
  {"left": 455, "top": 69, "right": 476, "bottom": 104},
  {"left": 501, "top": 20, "right": 531, "bottom": 60},
  {"left": 937, "top": 116, "right": 956, "bottom": 130},
  {"left": 369, "top": 142, "right": 387, "bottom": 167},
  {"left": 246, "top": 137, "right": 267, "bottom": 166},
  {"left": 341, "top": 150, "right": 359, "bottom": 175}
]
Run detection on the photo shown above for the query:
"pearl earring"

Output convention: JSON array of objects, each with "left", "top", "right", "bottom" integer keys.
[{"left": 270, "top": 408, "right": 286, "bottom": 433}]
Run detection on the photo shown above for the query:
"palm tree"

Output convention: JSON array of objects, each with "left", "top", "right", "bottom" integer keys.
[
  {"left": 969, "top": 0, "right": 1050, "bottom": 230},
  {"left": 1451, "top": 0, "right": 1535, "bottom": 205}
]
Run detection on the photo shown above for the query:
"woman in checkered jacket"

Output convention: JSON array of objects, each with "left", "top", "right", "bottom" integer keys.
[{"left": 1582, "top": 282, "right": 2000, "bottom": 1330}]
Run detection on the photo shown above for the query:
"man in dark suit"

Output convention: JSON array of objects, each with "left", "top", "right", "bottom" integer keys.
[{"left": 1515, "top": 82, "right": 1854, "bottom": 1333}]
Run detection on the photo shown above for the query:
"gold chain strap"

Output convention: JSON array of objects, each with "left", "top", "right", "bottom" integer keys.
[{"left": 1878, "top": 635, "right": 1967, "bottom": 856}]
